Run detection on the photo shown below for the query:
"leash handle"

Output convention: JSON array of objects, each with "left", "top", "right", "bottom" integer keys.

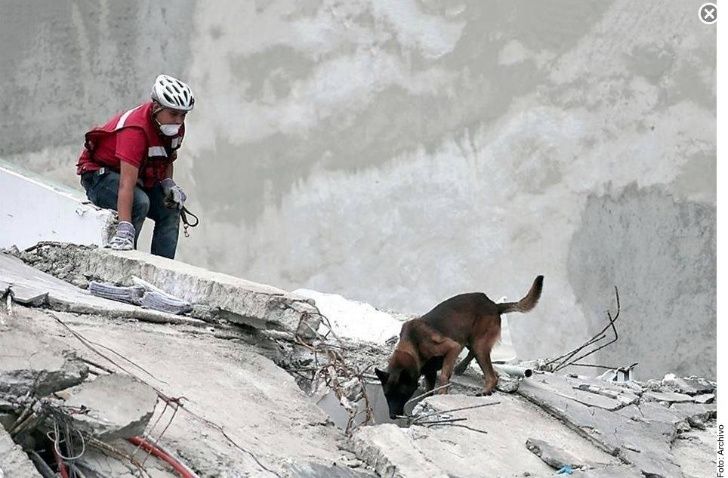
[{"left": 180, "top": 207, "right": 199, "bottom": 238}]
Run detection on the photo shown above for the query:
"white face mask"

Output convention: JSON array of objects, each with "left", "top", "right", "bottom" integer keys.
[{"left": 159, "top": 123, "right": 181, "bottom": 136}]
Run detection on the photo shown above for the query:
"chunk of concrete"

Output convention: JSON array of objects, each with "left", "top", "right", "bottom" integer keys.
[
  {"left": 668, "top": 402, "right": 717, "bottom": 425},
  {"left": 525, "top": 438, "right": 584, "bottom": 469},
  {"left": 348, "top": 424, "right": 449, "bottom": 478},
  {"left": 0, "top": 253, "right": 207, "bottom": 327},
  {"left": 7, "top": 284, "right": 47, "bottom": 306},
  {"left": 662, "top": 376, "right": 715, "bottom": 396},
  {"left": 13, "top": 245, "right": 323, "bottom": 337},
  {"left": 0, "top": 329, "right": 88, "bottom": 397},
  {"left": 643, "top": 391, "right": 694, "bottom": 403},
  {"left": 63, "top": 374, "right": 158, "bottom": 440},
  {"left": 692, "top": 394, "right": 715, "bottom": 404},
  {"left": 0, "top": 426, "right": 42, "bottom": 478},
  {"left": 392, "top": 394, "right": 618, "bottom": 477}
]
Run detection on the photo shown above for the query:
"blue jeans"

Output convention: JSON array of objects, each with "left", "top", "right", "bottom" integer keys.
[{"left": 81, "top": 170, "right": 180, "bottom": 259}]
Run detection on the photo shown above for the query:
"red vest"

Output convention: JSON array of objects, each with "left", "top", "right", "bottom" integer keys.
[{"left": 76, "top": 102, "right": 185, "bottom": 188}]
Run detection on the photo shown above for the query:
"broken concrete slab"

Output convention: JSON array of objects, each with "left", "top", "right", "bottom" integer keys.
[
  {"left": 643, "top": 390, "right": 694, "bottom": 403},
  {"left": 574, "top": 382, "right": 639, "bottom": 406},
  {"left": 5, "top": 284, "right": 47, "bottom": 306},
  {"left": 524, "top": 373, "right": 626, "bottom": 411},
  {"left": 668, "top": 402, "right": 717, "bottom": 426},
  {"left": 387, "top": 394, "right": 617, "bottom": 478},
  {"left": 692, "top": 393, "right": 715, "bottom": 404},
  {"left": 0, "top": 252, "right": 207, "bottom": 327},
  {"left": 518, "top": 373, "right": 691, "bottom": 478},
  {"left": 671, "top": 424, "right": 717, "bottom": 478},
  {"left": 348, "top": 424, "right": 449, "bottom": 478},
  {"left": 0, "top": 426, "right": 42, "bottom": 478},
  {"left": 23, "top": 307, "right": 351, "bottom": 476},
  {"left": 660, "top": 375, "right": 715, "bottom": 396},
  {"left": 526, "top": 437, "right": 584, "bottom": 470},
  {"left": 10, "top": 244, "right": 323, "bottom": 337},
  {"left": 0, "top": 328, "right": 88, "bottom": 397},
  {"left": 63, "top": 374, "right": 158, "bottom": 440}
]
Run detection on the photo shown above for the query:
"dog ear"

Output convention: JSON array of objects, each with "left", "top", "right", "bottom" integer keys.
[{"left": 375, "top": 368, "right": 389, "bottom": 384}]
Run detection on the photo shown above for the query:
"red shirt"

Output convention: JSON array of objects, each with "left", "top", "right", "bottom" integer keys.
[
  {"left": 89, "top": 128, "right": 148, "bottom": 169},
  {"left": 77, "top": 102, "right": 184, "bottom": 188}
]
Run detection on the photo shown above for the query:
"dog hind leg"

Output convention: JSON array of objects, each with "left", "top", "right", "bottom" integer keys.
[
  {"left": 454, "top": 349, "right": 475, "bottom": 375},
  {"left": 473, "top": 333, "right": 500, "bottom": 395}
]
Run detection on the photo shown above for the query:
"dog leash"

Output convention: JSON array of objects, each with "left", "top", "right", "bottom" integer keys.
[{"left": 180, "top": 206, "right": 199, "bottom": 237}]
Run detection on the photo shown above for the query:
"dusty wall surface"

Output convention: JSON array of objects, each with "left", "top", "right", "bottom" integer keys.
[
  {"left": 0, "top": 0, "right": 715, "bottom": 378},
  {"left": 0, "top": 164, "right": 115, "bottom": 249}
]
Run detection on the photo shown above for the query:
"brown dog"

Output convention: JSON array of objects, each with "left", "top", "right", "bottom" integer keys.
[{"left": 375, "top": 275, "right": 543, "bottom": 418}]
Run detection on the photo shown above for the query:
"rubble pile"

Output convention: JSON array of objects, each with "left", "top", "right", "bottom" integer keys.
[{"left": 0, "top": 244, "right": 717, "bottom": 477}]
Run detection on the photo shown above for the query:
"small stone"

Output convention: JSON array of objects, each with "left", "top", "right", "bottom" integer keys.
[
  {"left": 693, "top": 393, "right": 715, "bottom": 404},
  {"left": 687, "top": 416, "right": 706, "bottom": 430}
]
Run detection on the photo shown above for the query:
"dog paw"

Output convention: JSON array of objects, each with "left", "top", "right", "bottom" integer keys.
[{"left": 476, "top": 389, "right": 495, "bottom": 397}]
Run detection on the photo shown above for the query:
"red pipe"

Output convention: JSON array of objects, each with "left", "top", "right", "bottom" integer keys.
[
  {"left": 53, "top": 448, "right": 69, "bottom": 478},
  {"left": 128, "top": 436, "right": 197, "bottom": 478}
]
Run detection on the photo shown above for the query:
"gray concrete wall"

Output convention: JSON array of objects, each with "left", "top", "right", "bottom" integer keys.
[{"left": 0, "top": 0, "right": 715, "bottom": 379}]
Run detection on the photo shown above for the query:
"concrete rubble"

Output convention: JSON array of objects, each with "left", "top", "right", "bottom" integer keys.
[
  {"left": 0, "top": 328, "right": 88, "bottom": 397},
  {"left": 0, "top": 425, "right": 42, "bottom": 478},
  {"left": 6, "top": 243, "right": 323, "bottom": 336},
  {"left": 61, "top": 374, "right": 159, "bottom": 440},
  {"left": 0, "top": 243, "right": 717, "bottom": 478}
]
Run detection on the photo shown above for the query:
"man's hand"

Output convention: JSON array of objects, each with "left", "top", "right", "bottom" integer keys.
[
  {"left": 109, "top": 221, "right": 135, "bottom": 250},
  {"left": 160, "top": 178, "right": 187, "bottom": 210}
]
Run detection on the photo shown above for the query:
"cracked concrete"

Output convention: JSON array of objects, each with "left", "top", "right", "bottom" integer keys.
[
  {"left": 518, "top": 372, "right": 715, "bottom": 478},
  {"left": 0, "top": 247, "right": 716, "bottom": 478},
  {"left": 62, "top": 374, "right": 158, "bottom": 440},
  {"left": 0, "top": 425, "right": 42, "bottom": 478},
  {"left": 376, "top": 393, "right": 619, "bottom": 478},
  {"left": 5, "top": 306, "right": 370, "bottom": 477},
  {"left": 6, "top": 244, "right": 322, "bottom": 337},
  {"left": 0, "top": 252, "right": 207, "bottom": 327},
  {"left": 0, "top": 328, "right": 88, "bottom": 398}
]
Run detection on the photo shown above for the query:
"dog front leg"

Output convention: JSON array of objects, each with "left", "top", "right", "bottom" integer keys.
[{"left": 436, "top": 341, "right": 463, "bottom": 394}]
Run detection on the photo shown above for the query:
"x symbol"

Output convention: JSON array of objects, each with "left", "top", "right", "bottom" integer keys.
[{"left": 699, "top": 3, "right": 717, "bottom": 24}]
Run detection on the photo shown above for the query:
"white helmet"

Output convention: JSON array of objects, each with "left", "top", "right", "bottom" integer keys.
[{"left": 151, "top": 74, "right": 195, "bottom": 111}]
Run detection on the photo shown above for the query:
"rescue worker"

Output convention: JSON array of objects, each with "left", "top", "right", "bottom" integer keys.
[{"left": 76, "top": 74, "right": 195, "bottom": 259}]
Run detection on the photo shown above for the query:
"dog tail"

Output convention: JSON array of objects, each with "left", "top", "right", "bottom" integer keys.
[{"left": 497, "top": 275, "right": 544, "bottom": 314}]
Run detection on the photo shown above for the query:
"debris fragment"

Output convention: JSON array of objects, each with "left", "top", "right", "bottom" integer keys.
[
  {"left": 133, "top": 276, "right": 193, "bottom": 315},
  {"left": 88, "top": 281, "right": 145, "bottom": 305},
  {"left": 62, "top": 374, "right": 158, "bottom": 440},
  {"left": 525, "top": 438, "right": 583, "bottom": 471}
]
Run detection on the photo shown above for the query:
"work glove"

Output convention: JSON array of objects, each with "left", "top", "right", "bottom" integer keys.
[
  {"left": 160, "top": 178, "right": 187, "bottom": 210},
  {"left": 109, "top": 221, "right": 135, "bottom": 251}
]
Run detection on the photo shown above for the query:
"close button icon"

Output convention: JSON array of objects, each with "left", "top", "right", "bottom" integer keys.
[{"left": 699, "top": 3, "right": 717, "bottom": 24}]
